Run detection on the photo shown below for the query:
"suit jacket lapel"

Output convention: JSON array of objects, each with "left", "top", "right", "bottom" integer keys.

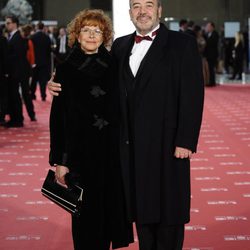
[
  {"left": 119, "top": 33, "right": 135, "bottom": 81},
  {"left": 116, "top": 33, "right": 135, "bottom": 121},
  {"left": 136, "top": 24, "right": 169, "bottom": 84},
  {"left": 8, "top": 30, "right": 19, "bottom": 43},
  {"left": 134, "top": 24, "right": 169, "bottom": 108}
]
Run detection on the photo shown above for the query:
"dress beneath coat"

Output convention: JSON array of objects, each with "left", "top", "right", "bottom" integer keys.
[{"left": 49, "top": 44, "right": 133, "bottom": 249}]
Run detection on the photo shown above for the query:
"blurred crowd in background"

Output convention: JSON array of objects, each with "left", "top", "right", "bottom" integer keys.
[{"left": 0, "top": 14, "right": 249, "bottom": 128}]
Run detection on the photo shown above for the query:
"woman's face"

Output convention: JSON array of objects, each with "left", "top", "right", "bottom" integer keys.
[{"left": 78, "top": 25, "right": 103, "bottom": 54}]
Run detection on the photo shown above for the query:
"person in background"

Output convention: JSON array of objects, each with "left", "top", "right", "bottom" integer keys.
[
  {"left": 229, "top": 31, "right": 245, "bottom": 80},
  {"left": 48, "top": 25, "right": 58, "bottom": 50},
  {"left": 5, "top": 15, "right": 29, "bottom": 127},
  {"left": 54, "top": 27, "right": 69, "bottom": 66},
  {"left": 19, "top": 24, "right": 36, "bottom": 121},
  {"left": 49, "top": 9, "right": 133, "bottom": 250},
  {"left": 179, "top": 19, "right": 188, "bottom": 33},
  {"left": 0, "top": 26, "right": 8, "bottom": 125},
  {"left": 204, "top": 21, "right": 219, "bottom": 87},
  {"left": 185, "top": 20, "right": 196, "bottom": 37},
  {"left": 243, "top": 27, "right": 249, "bottom": 72},
  {"left": 30, "top": 21, "right": 51, "bottom": 101},
  {"left": 48, "top": 1, "right": 204, "bottom": 249},
  {"left": 194, "top": 24, "right": 209, "bottom": 86},
  {"left": 20, "top": 25, "right": 35, "bottom": 67}
]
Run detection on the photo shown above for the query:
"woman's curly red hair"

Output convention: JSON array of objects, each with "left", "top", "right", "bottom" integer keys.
[{"left": 67, "top": 9, "right": 113, "bottom": 48}]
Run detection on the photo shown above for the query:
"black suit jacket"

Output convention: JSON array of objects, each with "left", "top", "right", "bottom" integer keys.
[
  {"left": 204, "top": 30, "right": 219, "bottom": 62},
  {"left": 55, "top": 36, "right": 69, "bottom": 64},
  {"left": 55, "top": 36, "right": 69, "bottom": 55},
  {"left": 112, "top": 23, "right": 204, "bottom": 224},
  {"left": 31, "top": 31, "right": 51, "bottom": 67},
  {"left": 7, "top": 30, "right": 30, "bottom": 79},
  {"left": 0, "top": 35, "right": 8, "bottom": 102},
  {"left": 0, "top": 35, "right": 8, "bottom": 78}
]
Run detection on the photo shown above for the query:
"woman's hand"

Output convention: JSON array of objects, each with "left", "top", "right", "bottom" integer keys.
[
  {"left": 48, "top": 73, "right": 62, "bottom": 96},
  {"left": 55, "top": 165, "right": 69, "bottom": 186}
]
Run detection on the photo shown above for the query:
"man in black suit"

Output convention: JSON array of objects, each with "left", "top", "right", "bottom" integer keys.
[
  {"left": 5, "top": 16, "right": 30, "bottom": 127},
  {"left": 30, "top": 22, "right": 51, "bottom": 101},
  {"left": 0, "top": 28, "right": 8, "bottom": 125},
  {"left": 204, "top": 22, "right": 219, "bottom": 87},
  {"left": 111, "top": 1, "right": 204, "bottom": 249},
  {"left": 179, "top": 19, "right": 188, "bottom": 33},
  {"left": 185, "top": 20, "right": 196, "bottom": 37},
  {"left": 48, "top": 0, "right": 204, "bottom": 249},
  {"left": 54, "top": 27, "right": 69, "bottom": 66}
]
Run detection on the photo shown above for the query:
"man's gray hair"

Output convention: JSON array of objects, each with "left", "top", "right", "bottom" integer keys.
[{"left": 129, "top": 0, "right": 162, "bottom": 8}]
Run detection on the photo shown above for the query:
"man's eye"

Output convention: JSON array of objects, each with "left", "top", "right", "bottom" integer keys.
[{"left": 133, "top": 4, "right": 140, "bottom": 9}]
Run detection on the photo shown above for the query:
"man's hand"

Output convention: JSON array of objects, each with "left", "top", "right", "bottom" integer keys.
[
  {"left": 55, "top": 165, "right": 69, "bottom": 186},
  {"left": 174, "top": 146, "right": 192, "bottom": 159},
  {"left": 48, "top": 72, "right": 62, "bottom": 96}
]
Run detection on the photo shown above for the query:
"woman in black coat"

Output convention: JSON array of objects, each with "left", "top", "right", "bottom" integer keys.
[
  {"left": 230, "top": 31, "right": 245, "bottom": 80},
  {"left": 49, "top": 9, "right": 133, "bottom": 250}
]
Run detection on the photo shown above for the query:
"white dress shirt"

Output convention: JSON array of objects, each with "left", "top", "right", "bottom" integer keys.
[
  {"left": 59, "top": 35, "right": 67, "bottom": 53},
  {"left": 8, "top": 29, "right": 18, "bottom": 41},
  {"left": 129, "top": 24, "right": 160, "bottom": 76}
]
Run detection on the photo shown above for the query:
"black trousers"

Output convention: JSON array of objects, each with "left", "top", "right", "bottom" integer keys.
[
  {"left": 136, "top": 223, "right": 184, "bottom": 250},
  {"left": 20, "top": 76, "right": 35, "bottom": 119},
  {"left": 0, "top": 76, "right": 8, "bottom": 121},
  {"left": 30, "top": 66, "right": 50, "bottom": 100},
  {"left": 7, "top": 77, "right": 23, "bottom": 123},
  {"left": 232, "top": 59, "right": 243, "bottom": 79},
  {"left": 207, "top": 59, "right": 217, "bottom": 86}
]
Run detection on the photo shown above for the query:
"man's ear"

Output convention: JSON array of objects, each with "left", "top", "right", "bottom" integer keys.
[{"left": 158, "top": 6, "right": 162, "bottom": 19}]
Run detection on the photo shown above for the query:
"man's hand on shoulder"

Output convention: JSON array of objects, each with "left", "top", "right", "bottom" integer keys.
[{"left": 48, "top": 72, "right": 62, "bottom": 96}]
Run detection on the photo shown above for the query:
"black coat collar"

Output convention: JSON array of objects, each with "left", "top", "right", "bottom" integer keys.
[{"left": 65, "top": 44, "right": 112, "bottom": 78}]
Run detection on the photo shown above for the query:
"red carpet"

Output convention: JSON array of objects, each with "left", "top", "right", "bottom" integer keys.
[{"left": 0, "top": 85, "right": 250, "bottom": 250}]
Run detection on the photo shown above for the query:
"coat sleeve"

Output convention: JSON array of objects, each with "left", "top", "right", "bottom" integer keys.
[
  {"left": 175, "top": 37, "right": 204, "bottom": 152},
  {"left": 49, "top": 65, "right": 68, "bottom": 166}
]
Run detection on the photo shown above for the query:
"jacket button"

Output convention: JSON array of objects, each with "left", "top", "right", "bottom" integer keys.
[{"left": 125, "top": 140, "right": 129, "bottom": 145}]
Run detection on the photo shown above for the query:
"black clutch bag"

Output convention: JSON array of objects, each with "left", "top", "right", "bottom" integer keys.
[{"left": 41, "top": 169, "right": 83, "bottom": 216}]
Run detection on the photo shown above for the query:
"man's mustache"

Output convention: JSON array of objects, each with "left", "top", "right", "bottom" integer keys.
[{"left": 136, "top": 14, "right": 151, "bottom": 19}]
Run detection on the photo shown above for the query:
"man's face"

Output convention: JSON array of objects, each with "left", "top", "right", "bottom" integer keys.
[
  {"left": 205, "top": 23, "right": 213, "bottom": 33},
  {"left": 59, "top": 28, "right": 66, "bottom": 36},
  {"left": 182, "top": 23, "right": 188, "bottom": 31},
  {"left": 129, "top": 0, "right": 162, "bottom": 35},
  {"left": 5, "top": 18, "right": 17, "bottom": 32}
]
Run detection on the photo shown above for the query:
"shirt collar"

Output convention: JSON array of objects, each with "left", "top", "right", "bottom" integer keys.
[{"left": 10, "top": 29, "right": 18, "bottom": 37}]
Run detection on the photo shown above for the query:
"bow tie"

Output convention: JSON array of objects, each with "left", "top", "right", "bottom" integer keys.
[
  {"left": 135, "top": 35, "right": 152, "bottom": 43},
  {"left": 134, "top": 29, "right": 158, "bottom": 44}
]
